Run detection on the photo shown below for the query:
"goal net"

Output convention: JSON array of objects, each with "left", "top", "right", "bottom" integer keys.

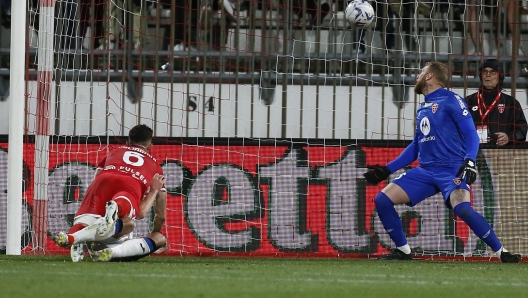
[{"left": 1, "top": 0, "right": 527, "bottom": 259}]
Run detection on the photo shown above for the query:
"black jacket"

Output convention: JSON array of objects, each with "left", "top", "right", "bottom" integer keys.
[{"left": 465, "top": 90, "right": 528, "bottom": 144}]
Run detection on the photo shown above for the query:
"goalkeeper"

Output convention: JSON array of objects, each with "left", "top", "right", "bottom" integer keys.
[{"left": 364, "top": 62, "right": 521, "bottom": 262}]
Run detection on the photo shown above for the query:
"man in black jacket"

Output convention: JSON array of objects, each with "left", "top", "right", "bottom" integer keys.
[{"left": 465, "top": 59, "right": 528, "bottom": 146}]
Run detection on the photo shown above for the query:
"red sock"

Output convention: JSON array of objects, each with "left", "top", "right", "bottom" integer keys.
[
  {"left": 67, "top": 224, "right": 86, "bottom": 244},
  {"left": 68, "top": 224, "right": 85, "bottom": 235}
]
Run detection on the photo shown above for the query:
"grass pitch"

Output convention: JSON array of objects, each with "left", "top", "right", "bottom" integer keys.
[{"left": 0, "top": 256, "right": 527, "bottom": 298}]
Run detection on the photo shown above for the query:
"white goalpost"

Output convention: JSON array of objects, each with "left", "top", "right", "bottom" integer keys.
[{"left": 6, "top": 0, "right": 27, "bottom": 255}]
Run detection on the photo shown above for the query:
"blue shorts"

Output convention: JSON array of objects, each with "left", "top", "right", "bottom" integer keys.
[{"left": 391, "top": 166, "right": 470, "bottom": 209}]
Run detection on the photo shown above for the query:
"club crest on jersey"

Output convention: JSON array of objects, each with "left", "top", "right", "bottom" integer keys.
[
  {"left": 498, "top": 104, "right": 505, "bottom": 113},
  {"left": 453, "top": 178, "right": 462, "bottom": 185},
  {"left": 432, "top": 103, "right": 439, "bottom": 113}
]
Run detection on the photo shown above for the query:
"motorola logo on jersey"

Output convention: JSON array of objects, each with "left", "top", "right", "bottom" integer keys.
[
  {"left": 420, "top": 117, "right": 431, "bottom": 135},
  {"left": 419, "top": 117, "right": 436, "bottom": 142}
]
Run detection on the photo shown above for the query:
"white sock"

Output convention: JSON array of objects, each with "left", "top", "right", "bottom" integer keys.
[
  {"left": 495, "top": 246, "right": 507, "bottom": 258},
  {"left": 110, "top": 238, "right": 153, "bottom": 258},
  {"left": 71, "top": 221, "right": 113, "bottom": 244},
  {"left": 397, "top": 244, "right": 411, "bottom": 254},
  {"left": 71, "top": 224, "right": 99, "bottom": 244}
]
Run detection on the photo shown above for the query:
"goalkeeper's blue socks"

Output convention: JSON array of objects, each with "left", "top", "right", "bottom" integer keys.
[
  {"left": 453, "top": 202, "right": 502, "bottom": 252},
  {"left": 375, "top": 192, "right": 409, "bottom": 251},
  {"left": 114, "top": 218, "right": 123, "bottom": 234}
]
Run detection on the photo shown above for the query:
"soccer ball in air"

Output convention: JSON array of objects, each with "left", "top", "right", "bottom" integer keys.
[{"left": 345, "top": 0, "right": 375, "bottom": 29}]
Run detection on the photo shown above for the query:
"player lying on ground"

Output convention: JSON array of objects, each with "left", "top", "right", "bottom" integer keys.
[
  {"left": 364, "top": 62, "right": 522, "bottom": 263},
  {"left": 58, "top": 181, "right": 167, "bottom": 262},
  {"left": 88, "top": 190, "right": 167, "bottom": 262},
  {"left": 55, "top": 124, "right": 167, "bottom": 262}
]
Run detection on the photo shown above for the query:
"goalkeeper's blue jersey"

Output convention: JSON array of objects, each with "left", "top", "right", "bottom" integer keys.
[{"left": 415, "top": 88, "right": 474, "bottom": 167}]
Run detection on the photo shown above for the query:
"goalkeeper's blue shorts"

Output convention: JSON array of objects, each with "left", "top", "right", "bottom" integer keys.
[{"left": 391, "top": 166, "right": 470, "bottom": 209}]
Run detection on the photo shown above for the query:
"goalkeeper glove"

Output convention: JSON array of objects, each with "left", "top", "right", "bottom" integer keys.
[
  {"left": 363, "top": 165, "right": 391, "bottom": 185},
  {"left": 456, "top": 158, "right": 477, "bottom": 185}
]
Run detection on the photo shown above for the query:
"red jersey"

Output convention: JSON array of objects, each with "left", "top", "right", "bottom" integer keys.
[
  {"left": 97, "top": 145, "right": 163, "bottom": 191},
  {"left": 75, "top": 145, "right": 163, "bottom": 218}
]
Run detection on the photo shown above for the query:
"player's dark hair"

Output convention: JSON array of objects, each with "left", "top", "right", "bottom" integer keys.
[
  {"left": 425, "top": 62, "right": 449, "bottom": 88},
  {"left": 128, "top": 124, "right": 153, "bottom": 147}
]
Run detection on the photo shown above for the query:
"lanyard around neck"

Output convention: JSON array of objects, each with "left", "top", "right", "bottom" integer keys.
[{"left": 476, "top": 91, "right": 502, "bottom": 123}]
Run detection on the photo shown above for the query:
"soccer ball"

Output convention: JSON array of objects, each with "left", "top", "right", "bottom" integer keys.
[{"left": 345, "top": 0, "right": 375, "bottom": 29}]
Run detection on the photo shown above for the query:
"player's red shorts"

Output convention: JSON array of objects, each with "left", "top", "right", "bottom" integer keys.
[{"left": 75, "top": 172, "right": 143, "bottom": 219}]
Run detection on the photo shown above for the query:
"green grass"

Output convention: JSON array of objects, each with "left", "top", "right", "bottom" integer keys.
[{"left": 0, "top": 256, "right": 527, "bottom": 298}]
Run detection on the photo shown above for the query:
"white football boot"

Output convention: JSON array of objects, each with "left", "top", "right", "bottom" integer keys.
[
  {"left": 93, "top": 248, "right": 113, "bottom": 262},
  {"left": 96, "top": 201, "right": 118, "bottom": 236},
  {"left": 55, "top": 231, "right": 69, "bottom": 247},
  {"left": 70, "top": 243, "right": 84, "bottom": 262}
]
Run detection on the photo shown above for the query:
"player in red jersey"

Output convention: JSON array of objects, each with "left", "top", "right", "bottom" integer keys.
[{"left": 55, "top": 124, "right": 168, "bottom": 262}]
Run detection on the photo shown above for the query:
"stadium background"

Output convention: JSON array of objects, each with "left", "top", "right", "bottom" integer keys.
[
  {"left": 1, "top": 137, "right": 527, "bottom": 257},
  {"left": 0, "top": 0, "right": 527, "bottom": 259}
]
